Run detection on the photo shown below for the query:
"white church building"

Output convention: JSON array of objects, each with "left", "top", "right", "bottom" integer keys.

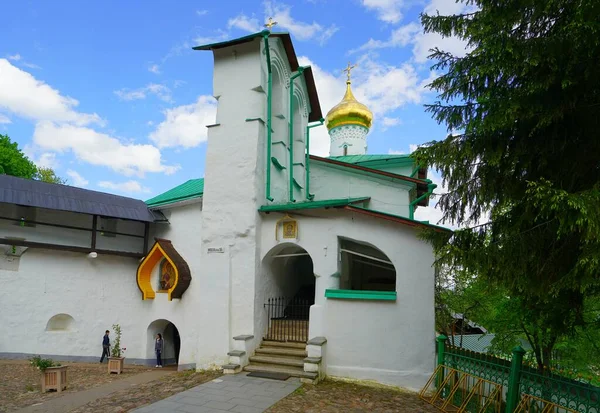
[{"left": 0, "top": 27, "right": 447, "bottom": 390}]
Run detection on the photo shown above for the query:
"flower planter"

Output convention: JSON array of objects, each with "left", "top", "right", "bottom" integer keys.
[
  {"left": 108, "top": 357, "right": 125, "bottom": 374},
  {"left": 41, "top": 366, "right": 68, "bottom": 393}
]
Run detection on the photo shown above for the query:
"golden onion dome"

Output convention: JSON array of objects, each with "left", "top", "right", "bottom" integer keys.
[{"left": 325, "top": 80, "right": 373, "bottom": 131}]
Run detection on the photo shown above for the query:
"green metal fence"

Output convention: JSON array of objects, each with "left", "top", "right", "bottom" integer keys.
[{"left": 436, "top": 335, "right": 600, "bottom": 413}]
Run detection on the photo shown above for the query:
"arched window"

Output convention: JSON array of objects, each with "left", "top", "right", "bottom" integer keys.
[
  {"left": 46, "top": 314, "right": 75, "bottom": 331},
  {"left": 338, "top": 238, "right": 396, "bottom": 292},
  {"left": 343, "top": 145, "right": 348, "bottom": 156}
]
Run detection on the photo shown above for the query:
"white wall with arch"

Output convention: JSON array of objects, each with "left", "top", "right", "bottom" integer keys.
[{"left": 258, "top": 209, "right": 435, "bottom": 390}]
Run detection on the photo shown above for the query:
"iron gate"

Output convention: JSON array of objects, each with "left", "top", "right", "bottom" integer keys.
[{"left": 264, "top": 296, "right": 310, "bottom": 342}]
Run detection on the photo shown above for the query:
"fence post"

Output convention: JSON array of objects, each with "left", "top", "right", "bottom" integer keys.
[
  {"left": 436, "top": 335, "right": 447, "bottom": 389},
  {"left": 505, "top": 345, "right": 526, "bottom": 413}
]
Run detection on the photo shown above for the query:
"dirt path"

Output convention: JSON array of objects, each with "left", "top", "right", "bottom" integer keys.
[{"left": 0, "top": 360, "right": 153, "bottom": 412}]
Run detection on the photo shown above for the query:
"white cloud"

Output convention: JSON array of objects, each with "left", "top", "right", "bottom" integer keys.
[
  {"left": 114, "top": 83, "right": 173, "bottom": 103},
  {"left": 409, "top": 143, "right": 419, "bottom": 153},
  {"left": 388, "top": 149, "right": 405, "bottom": 155},
  {"left": 67, "top": 169, "right": 89, "bottom": 187},
  {"left": 352, "top": 22, "right": 420, "bottom": 52},
  {"left": 0, "top": 59, "right": 103, "bottom": 126},
  {"left": 382, "top": 117, "right": 402, "bottom": 131},
  {"left": 149, "top": 95, "right": 217, "bottom": 148},
  {"left": 228, "top": 14, "right": 261, "bottom": 33},
  {"left": 0, "top": 114, "right": 11, "bottom": 124},
  {"left": 264, "top": 2, "right": 338, "bottom": 45},
  {"left": 361, "top": 0, "right": 405, "bottom": 24},
  {"left": 34, "top": 152, "right": 60, "bottom": 169},
  {"left": 33, "top": 121, "right": 179, "bottom": 177},
  {"left": 148, "top": 64, "right": 161, "bottom": 74},
  {"left": 193, "top": 30, "right": 230, "bottom": 46},
  {"left": 196, "top": 9, "right": 209, "bottom": 16},
  {"left": 382, "top": 117, "right": 401, "bottom": 127},
  {"left": 21, "top": 62, "right": 42, "bottom": 70},
  {"left": 356, "top": 0, "right": 474, "bottom": 63},
  {"left": 98, "top": 180, "right": 150, "bottom": 194},
  {"left": 7, "top": 54, "right": 21, "bottom": 61}
]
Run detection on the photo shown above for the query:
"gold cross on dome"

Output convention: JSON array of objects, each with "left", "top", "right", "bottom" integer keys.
[
  {"left": 343, "top": 62, "right": 357, "bottom": 82},
  {"left": 264, "top": 17, "right": 278, "bottom": 31}
]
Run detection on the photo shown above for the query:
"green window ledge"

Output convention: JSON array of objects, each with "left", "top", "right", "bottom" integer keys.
[{"left": 325, "top": 289, "right": 397, "bottom": 301}]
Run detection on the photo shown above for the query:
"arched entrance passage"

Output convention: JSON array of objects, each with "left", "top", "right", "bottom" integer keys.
[
  {"left": 262, "top": 244, "right": 315, "bottom": 343},
  {"left": 146, "top": 319, "right": 181, "bottom": 367}
]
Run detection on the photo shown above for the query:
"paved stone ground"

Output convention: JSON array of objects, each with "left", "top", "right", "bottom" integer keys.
[{"left": 132, "top": 373, "right": 301, "bottom": 413}]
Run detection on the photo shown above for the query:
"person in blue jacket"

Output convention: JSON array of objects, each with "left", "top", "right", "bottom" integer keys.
[{"left": 100, "top": 330, "right": 110, "bottom": 363}]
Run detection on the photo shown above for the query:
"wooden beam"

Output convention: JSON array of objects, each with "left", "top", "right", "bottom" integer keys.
[
  {"left": 91, "top": 215, "right": 97, "bottom": 249},
  {"left": 143, "top": 222, "right": 149, "bottom": 253},
  {"left": 0, "top": 238, "right": 144, "bottom": 259}
]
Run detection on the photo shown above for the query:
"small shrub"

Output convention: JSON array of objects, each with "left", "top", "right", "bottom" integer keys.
[
  {"left": 29, "top": 355, "right": 60, "bottom": 372},
  {"left": 111, "top": 324, "right": 126, "bottom": 358}
]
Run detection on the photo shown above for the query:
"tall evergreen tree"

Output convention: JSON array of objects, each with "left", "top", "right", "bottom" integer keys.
[{"left": 415, "top": 0, "right": 600, "bottom": 371}]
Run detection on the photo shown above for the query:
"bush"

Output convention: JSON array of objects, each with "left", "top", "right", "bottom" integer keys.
[{"left": 29, "top": 355, "right": 60, "bottom": 372}]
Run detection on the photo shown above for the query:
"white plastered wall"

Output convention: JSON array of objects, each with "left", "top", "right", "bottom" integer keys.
[
  {"left": 309, "top": 162, "right": 413, "bottom": 217},
  {"left": 258, "top": 209, "right": 435, "bottom": 390},
  {"left": 0, "top": 202, "right": 205, "bottom": 371}
]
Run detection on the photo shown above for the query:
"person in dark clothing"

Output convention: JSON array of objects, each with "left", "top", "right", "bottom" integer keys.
[
  {"left": 100, "top": 330, "right": 110, "bottom": 363},
  {"left": 155, "top": 333, "right": 163, "bottom": 368}
]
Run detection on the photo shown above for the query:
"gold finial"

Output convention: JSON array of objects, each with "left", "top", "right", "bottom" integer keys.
[
  {"left": 343, "top": 62, "right": 357, "bottom": 83},
  {"left": 264, "top": 17, "right": 278, "bottom": 31}
]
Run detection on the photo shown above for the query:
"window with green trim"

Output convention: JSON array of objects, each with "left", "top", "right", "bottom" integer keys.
[{"left": 338, "top": 238, "right": 396, "bottom": 292}]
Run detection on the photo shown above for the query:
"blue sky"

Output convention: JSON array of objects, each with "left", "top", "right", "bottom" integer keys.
[{"left": 0, "top": 0, "right": 469, "bottom": 223}]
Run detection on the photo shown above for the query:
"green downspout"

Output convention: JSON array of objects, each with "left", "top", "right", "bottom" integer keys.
[
  {"left": 306, "top": 118, "right": 324, "bottom": 200},
  {"left": 409, "top": 180, "right": 436, "bottom": 220},
  {"left": 262, "top": 30, "right": 274, "bottom": 202},
  {"left": 410, "top": 165, "right": 420, "bottom": 178},
  {"left": 288, "top": 67, "right": 307, "bottom": 203}
]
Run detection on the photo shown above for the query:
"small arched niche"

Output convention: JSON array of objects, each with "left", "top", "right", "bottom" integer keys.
[{"left": 46, "top": 313, "right": 75, "bottom": 331}]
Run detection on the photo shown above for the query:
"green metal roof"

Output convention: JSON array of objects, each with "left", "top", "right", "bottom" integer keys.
[
  {"left": 258, "top": 197, "right": 370, "bottom": 212},
  {"left": 346, "top": 205, "right": 451, "bottom": 232},
  {"left": 145, "top": 178, "right": 204, "bottom": 208},
  {"left": 329, "top": 154, "right": 412, "bottom": 164},
  {"left": 192, "top": 31, "right": 267, "bottom": 50},
  {"left": 329, "top": 154, "right": 415, "bottom": 171}
]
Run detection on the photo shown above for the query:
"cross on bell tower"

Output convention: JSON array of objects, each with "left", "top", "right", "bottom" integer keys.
[{"left": 264, "top": 17, "right": 278, "bottom": 31}]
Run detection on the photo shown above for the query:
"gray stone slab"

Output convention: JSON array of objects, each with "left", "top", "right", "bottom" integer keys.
[
  {"left": 178, "top": 396, "right": 209, "bottom": 406},
  {"left": 307, "top": 336, "right": 327, "bottom": 346},
  {"left": 203, "top": 400, "right": 236, "bottom": 410},
  {"left": 228, "top": 397, "right": 260, "bottom": 407},
  {"left": 232, "top": 335, "right": 254, "bottom": 341},
  {"left": 230, "top": 405, "right": 264, "bottom": 413},
  {"left": 149, "top": 400, "right": 182, "bottom": 410}
]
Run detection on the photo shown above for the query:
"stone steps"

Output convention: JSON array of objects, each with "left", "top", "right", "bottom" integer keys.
[
  {"left": 243, "top": 363, "right": 317, "bottom": 380},
  {"left": 249, "top": 355, "right": 304, "bottom": 368},
  {"left": 262, "top": 340, "right": 307, "bottom": 350},
  {"left": 255, "top": 347, "right": 307, "bottom": 358}
]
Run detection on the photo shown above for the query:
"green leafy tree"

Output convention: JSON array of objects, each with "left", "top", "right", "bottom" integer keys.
[
  {"left": 415, "top": 0, "right": 600, "bottom": 372},
  {"left": 0, "top": 134, "right": 37, "bottom": 179},
  {"left": 0, "top": 134, "right": 66, "bottom": 184},
  {"left": 36, "top": 166, "right": 67, "bottom": 184}
]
